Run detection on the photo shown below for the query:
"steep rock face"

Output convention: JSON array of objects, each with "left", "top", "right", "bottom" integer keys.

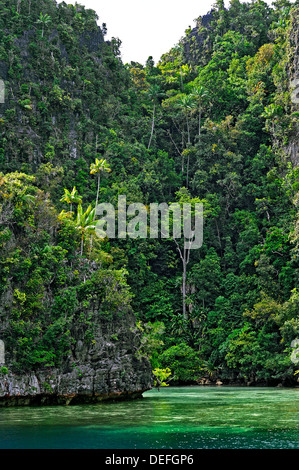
[
  {"left": 0, "top": 1, "right": 154, "bottom": 406},
  {"left": 0, "top": 190, "right": 154, "bottom": 406},
  {"left": 0, "top": 4, "right": 126, "bottom": 175},
  {"left": 286, "top": 7, "right": 299, "bottom": 167},
  {"left": 182, "top": 10, "right": 215, "bottom": 66},
  {"left": 0, "top": 308, "right": 153, "bottom": 406},
  {"left": 0, "top": 177, "right": 154, "bottom": 406}
]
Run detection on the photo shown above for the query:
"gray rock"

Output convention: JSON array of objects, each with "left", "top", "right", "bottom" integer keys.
[{"left": 0, "top": 309, "right": 153, "bottom": 406}]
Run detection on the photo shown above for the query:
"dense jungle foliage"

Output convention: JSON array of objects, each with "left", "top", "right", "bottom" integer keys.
[{"left": 0, "top": 0, "right": 298, "bottom": 385}]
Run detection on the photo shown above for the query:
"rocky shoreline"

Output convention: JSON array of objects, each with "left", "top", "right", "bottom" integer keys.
[{"left": 0, "top": 359, "right": 153, "bottom": 407}]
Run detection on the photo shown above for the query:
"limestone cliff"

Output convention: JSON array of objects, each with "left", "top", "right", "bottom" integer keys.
[
  {"left": 0, "top": 0, "right": 154, "bottom": 406},
  {"left": 287, "top": 6, "right": 299, "bottom": 167},
  {"left": 0, "top": 219, "right": 154, "bottom": 406},
  {"left": 0, "top": 305, "right": 153, "bottom": 406}
]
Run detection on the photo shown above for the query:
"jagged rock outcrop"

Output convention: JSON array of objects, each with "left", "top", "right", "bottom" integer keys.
[
  {"left": 182, "top": 10, "right": 215, "bottom": 66},
  {"left": 0, "top": 308, "right": 153, "bottom": 406}
]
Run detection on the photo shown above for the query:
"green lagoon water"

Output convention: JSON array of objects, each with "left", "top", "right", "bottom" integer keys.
[{"left": 0, "top": 386, "right": 298, "bottom": 449}]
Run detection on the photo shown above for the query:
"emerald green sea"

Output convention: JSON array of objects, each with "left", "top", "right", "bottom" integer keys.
[{"left": 0, "top": 386, "right": 298, "bottom": 449}]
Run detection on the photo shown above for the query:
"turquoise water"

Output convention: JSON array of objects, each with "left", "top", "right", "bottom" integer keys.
[{"left": 0, "top": 386, "right": 298, "bottom": 449}]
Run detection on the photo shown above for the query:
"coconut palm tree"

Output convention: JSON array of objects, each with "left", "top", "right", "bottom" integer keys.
[
  {"left": 60, "top": 187, "right": 82, "bottom": 213},
  {"left": 75, "top": 204, "right": 96, "bottom": 256},
  {"left": 176, "top": 94, "right": 196, "bottom": 186},
  {"left": 176, "top": 94, "right": 196, "bottom": 146},
  {"left": 191, "top": 86, "right": 209, "bottom": 138},
  {"left": 36, "top": 13, "right": 52, "bottom": 38},
  {"left": 90, "top": 158, "right": 111, "bottom": 211},
  {"left": 180, "top": 64, "right": 191, "bottom": 91},
  {"left": 147, "top": 84, "right": 163, "bottom": 149},
  {"left": 90, "top": 158, "right": 111, "bottom": 249}
]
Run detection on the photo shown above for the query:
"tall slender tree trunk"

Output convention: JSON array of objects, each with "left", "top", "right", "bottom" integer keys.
[
  {"left": 95, "top": 174, "right": 100, "bottom": 213},
  {"left": 182, "top": 251, "right": 187, "bottom": 319},
  {"left": 148, "top": 103, "right": 156, "bottom": 149},
  {"left": 186, "top": 115, "right": 190, "bottom": 146},
  {"left": 81, "top": 234, "right": 84, "bottom": 256},
  {"left": 186, "top": 114, "right": 191, "bottom": 188},
  {"left": 199, "top": 106, "right": 202, "bottom": 137},
  {"left": 90, "top": 174, "right": 100, "bottom": 249},
  {"left": 186, "top": 154, "right": 190, "bottom": 188},
  {"left": 174, "top": 240, "right": 190, "bottom": 320}
]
